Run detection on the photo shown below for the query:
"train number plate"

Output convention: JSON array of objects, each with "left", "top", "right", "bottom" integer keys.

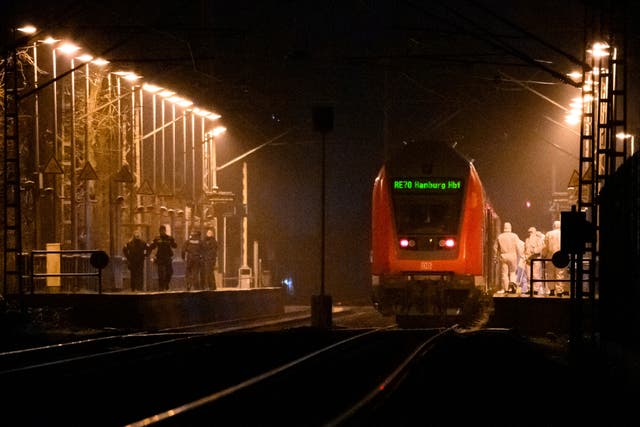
[{"left": 420, "top": 261, "right": 433, "bottom": 270}]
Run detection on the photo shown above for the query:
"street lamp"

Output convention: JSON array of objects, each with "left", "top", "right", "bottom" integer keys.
[
  {"left": 55, "top": 42, "right": 81, "bottom": 247},
  {"left": 210, "top": 126, "right": 227, "bottom": 191},
  {"left": 74, "top": 53, "right": 108, "bottom": 249},
  {"left": 112, "top": 71, "right": 142, "bottom": 230},
  {"left": 14, "top": 37, "right": 67, "bottom": 248},
  {"left": 158, "top": 89, "right": 176, "bottom": 191},
  {"left": 199, "top": 124, "right": 226, "bottom": 282},
  {"left": 16, "top": 26, "right": 43, "bottom": 249}
]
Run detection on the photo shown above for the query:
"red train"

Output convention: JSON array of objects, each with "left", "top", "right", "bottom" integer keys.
[{"left": 371, "top": 141, "right": 501, "bottom": 326}]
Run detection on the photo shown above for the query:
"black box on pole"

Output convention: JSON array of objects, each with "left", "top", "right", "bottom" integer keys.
[
  {"left": 311, "top": 294, "right": 332, "bottom": 328},
  {"left": 312, "top": 105, "right": 334, "bottom": 133}
]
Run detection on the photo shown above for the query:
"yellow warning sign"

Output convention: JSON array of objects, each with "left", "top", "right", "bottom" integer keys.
[
  {"left": 43, "top": 155, "right": 64, "bottom": 174},
  {"left": 137, "top": 179, "right": 155, "bottom": 195},
  {"left": 78, "top": 162, "right": 98, "bottom": 181},
  {"left": 566, "top": 170, "right": 579, "bottom": 189},
  {"left": 157, "top": 182, "right": 173, "bottom": 197}
]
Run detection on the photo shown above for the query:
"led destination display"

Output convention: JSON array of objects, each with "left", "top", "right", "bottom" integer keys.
[{"left": 392, "top": 178, "right": 462, "bottom": 192}]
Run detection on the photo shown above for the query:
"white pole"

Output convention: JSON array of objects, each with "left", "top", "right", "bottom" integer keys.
[
  {"left": 223, "top": 216, "right": 227, "bottom": 277},
  {"left": 253, "top": 240, "right": 259, "bottom": 287},
  {"left": 70, "top": 58, "right": 77, "bottom": 249},
  {"left": 242, "top": 162, "right": 248, "bottom": 268}
]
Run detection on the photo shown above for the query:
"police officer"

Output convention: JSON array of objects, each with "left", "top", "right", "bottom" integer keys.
[
  {"left": 202, "top": 229, "right": 218, "bottom": 290},
  {"left": 123, "top": 230, "right": 149, "bottom": 291},
  {"left": 148, "top": 225, "right": 177, "bottom": 291},
  {"left": 182, "top": 230, "right": 204, "bottom": 290}
]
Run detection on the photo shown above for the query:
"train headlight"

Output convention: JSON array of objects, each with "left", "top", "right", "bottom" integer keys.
[
  {"left": 399, "top": 238, "right": 416, "bottom": 249},
  {"left": 439, "top": 238, "right": 456, "bottom": 249}
]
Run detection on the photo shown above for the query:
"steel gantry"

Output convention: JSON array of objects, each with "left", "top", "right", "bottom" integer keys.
[
  {"left": 2, "top": 33, "right": 24, "bottom": 295},
  {"left": 575, "top": 2, "right": 630, "bottom": 345}
]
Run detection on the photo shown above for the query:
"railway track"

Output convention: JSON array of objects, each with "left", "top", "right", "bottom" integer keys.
[
  {"left": 0, "top": 308, "right": 393, "bottom": 426},
  {"left": 3, "top": 308, "right": 623, "bottom": 426},
  {"left": 0, "top": 306, "right": 325, "bottom": 372},
  {"left": 1, "top": 321, "right": 451, "bottom": 426},
  {"left": 126, "top": 326, "right": 454, "bottom": 426}
]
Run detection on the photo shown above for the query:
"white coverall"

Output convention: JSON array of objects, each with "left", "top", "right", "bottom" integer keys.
[
  {"left": 494, "top": 222, "right": 523, "bottom": 293},
  {"left": 544, "top": 220, "right": 566, "bottom": 295},
  {"left": 524, "top": 227, "right": 545, "bottom": 293}
]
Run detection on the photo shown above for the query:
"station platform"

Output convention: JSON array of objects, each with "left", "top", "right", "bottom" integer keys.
[
  {"left": 489, "top": 292, "right": 596, "bottom": 336},
  {"left": 21, "top": 287, "right": 285, "bottom": 330}
]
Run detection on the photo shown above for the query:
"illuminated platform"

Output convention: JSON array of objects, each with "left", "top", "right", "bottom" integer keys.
[{"left": 22, "top": 287, "right": 285, "bottom": 330}]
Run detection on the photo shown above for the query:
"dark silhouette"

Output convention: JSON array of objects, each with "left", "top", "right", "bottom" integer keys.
[
  {"left": 148, "top": 225, "right": 177, "bottom": 291},
  {"left": 202, "top": 229, "right": 218, "bottom": 290},
  {"left": 123, "top": 230, "right": 149, "bottom": 291},
  {"left": 182, "top": 230, "right": 204, "bottom": 290}
]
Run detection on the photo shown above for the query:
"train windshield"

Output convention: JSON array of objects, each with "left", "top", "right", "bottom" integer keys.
[{"left": 392, "top": 194, "right": 462, "bottom": 234}]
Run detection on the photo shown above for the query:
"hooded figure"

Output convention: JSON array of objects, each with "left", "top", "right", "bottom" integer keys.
[
  {"left": 494, "top": 222, "right": 523, "bottom": 294},
  {"left": 123, "top": 230, "right": 149, "bottom": 291}
]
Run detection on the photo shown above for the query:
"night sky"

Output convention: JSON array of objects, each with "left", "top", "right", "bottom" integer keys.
[{"left": 3, "top": 0, "right": 639, "bottom": 302}]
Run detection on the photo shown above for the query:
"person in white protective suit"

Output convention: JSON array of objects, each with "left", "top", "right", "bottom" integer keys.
[
  {"left": 493, "top": 222, "right": 523, "bottom": 294},
  {"left": 516, "top": 238, "right": 528, "bottom": 294},
  {"left": 543, "top": 220, "right": 567, "bottom": 296},
  {"left": 524, "top": 227, "right": 546, "bottom": 295}
]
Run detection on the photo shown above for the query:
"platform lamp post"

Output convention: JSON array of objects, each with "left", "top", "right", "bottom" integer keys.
[
  {"left": 109, "top": 164, "right": 134, "bottom": 290},
  {"left": 16, "top": 26, "right": 41, "bottom": 250},
  {"left": 195, "top": 109, "right": 220, "bottom": 232},
  {"left": 41, "top": 36, "right": 62, "bottom": 243},
  {"left": 76, "top": 54, "right": 108, "bottom": 249},
  {"left": 58, "top": 43, "right": 82, "bottom": 248},
  {"left": 311, "top": 105, "right": 334, "bottom": 329},
  {"left": 209, "top": 125, "right": 226, "bottom": 284},
  {"left": 34, "top": 39, "right": 86, "bottom": 246},
  {"left": 11, "top": 26, "right": 49, "bottom": 251}
]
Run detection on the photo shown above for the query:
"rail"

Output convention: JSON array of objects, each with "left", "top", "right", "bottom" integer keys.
[
  {"left": 26, "top": 250, "right": 110, "bottom": 294},
  {"left": 522, "top": 257, "right": 594, "bottom": 297}
]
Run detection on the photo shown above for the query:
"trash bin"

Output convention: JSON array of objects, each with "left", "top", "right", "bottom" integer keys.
[
  {"left": 238, "top": 266, "right": 252, "bottom": 289},
  {"left": 45, "top": 243, "right": 61, "bottom": 291}
]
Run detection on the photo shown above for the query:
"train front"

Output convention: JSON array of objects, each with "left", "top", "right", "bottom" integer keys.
[{"left": 371, "top": 142, "right": 487, "bottom": 326}]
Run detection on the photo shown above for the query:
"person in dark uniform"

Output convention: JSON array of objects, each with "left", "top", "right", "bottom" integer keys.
[
  {"left": 182, "top": 230, "right": 204, "bottom": 290},
  {"left": 123, "top": 230, "right": 149, "bottom": 291},
  {"left": 148, "top": 225, "right": 177, "bottom": 291},
  {"left": 202, "top": 229, "right": 218, "bottom": 290}
]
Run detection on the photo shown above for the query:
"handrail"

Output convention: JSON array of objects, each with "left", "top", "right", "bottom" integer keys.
[
  {"left": 28, "top": 250, "right": 107, "bottom": 294},
  {"left": 523, "top": 257, "right": 592, "bottom": 297}
]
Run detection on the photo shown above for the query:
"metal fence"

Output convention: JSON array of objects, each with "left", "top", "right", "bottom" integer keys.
[{"left": 25, "top": 250, "right": 107, "bottom": 294}]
